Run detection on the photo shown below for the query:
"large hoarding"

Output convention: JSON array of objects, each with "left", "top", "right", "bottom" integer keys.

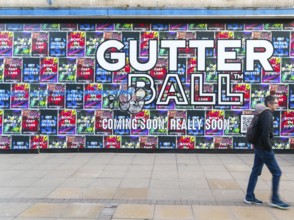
[{"left": 0, "top": 21, "right": 294, "bottom": 150}]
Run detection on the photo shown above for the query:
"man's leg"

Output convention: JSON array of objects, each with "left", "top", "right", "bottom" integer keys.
[
  {"left": 245, "top": 150, "right": 264, "bottom": 202},
  {"left": 263, "top": 150, "right": 282, "bottom": 203}
]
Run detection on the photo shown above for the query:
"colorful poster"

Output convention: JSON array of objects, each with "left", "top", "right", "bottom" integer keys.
[
  {"left": 67, "top": 136, "right": 85, "bottom": 149},
  {"left": 78, "top": 24, "right": 95, "bottom": 31},
  {"left": 133, "top": 23, "right": 150, "bottom": 31},
  {"left": 207, "top": 23, "right": 225, "bottom": 30},
  {"left": 281, "top": 58, "right": 294, "bottom": 82},
  {"left": 40, "top": 58, "right": 58, "bottom": 82},
  {"left": 245, "top": 23, "right": 263, "bottom": 30},
  {"left": 104, "top": 136, "right": 120, "bottom": 149},
  {"left": 84, "top": 83, "right": 102, "bottom": 109},
  {"left": 95, "top": 110, "right": 113, "bottom": 135},
  {"left": 30, "top": 136, "right": 48, "bottom": 149},
  {"left": 264, "top": 23, "right": 283, "bottom": 30},
  {"left": 11, "top": 136, "right": 29, "bottom": 149},
  {"left": 205, "top": 110, "right": 224, "bottom": 136},
  {"left": 4, "top": 58, "right": 22, "bottom": 82},
  {"left": 95, "top": 61, "right": 112, "bottom": 83},
  {"left": 13, "top": 32, "right": 31, "bottom": 56},
  {"left": 150, "top": 58, "right": 168, "bottom": 83},
  {"left": 131, "top": 110, "right": 149, "bottom": 135},
  {"left": 65, "top": 84, "right": 83, "bottom": 109},
  {"left": 140, "top": 32, "right": 158, "bottom": 57},
  {"left": 244, "top": 62, "right": 262, "bottom": 83},
  {"left": 42, "top": 24, "right": 59, "bottom": 31},
  {"left": 195, "top": 137, "right": 214, "bottom": 149},
  {"left": 85, "top": 136, "right": 103, "bottom": 148},
  {"left": 226, "top": 23, "right": 244, "bottom": 31},
  {"left": 151, "top": 24, "right": 168, "bottom": 31},
  {"left": 262, "top": 57, "right": 281, "bottom": 83},
  {"left": 58, "top": 58, "right": 76, "bottom": 82},
  {"left": 11, "top": 83, "right": 29, "bottom": 108},
  {"left": 32, "top": 32, "right": 48, "bottom": 56},
  {"left": 24, "top": 24, "right": 40, "bottom": 31},
  {"left": 40, "top": 110, "right": 57, "bottom": 135},
  {"left": 270, "top": 84, "right": 288, "bottom": 109},
  {"left": 250, "top": 84, "right": 269, "bottom": 109},
  {"left": 149, "top": 110, "right": 168, "bottom": 135},
  {"left": 23, "top": 58, "right": 40, "bottom": 82},
  {"left": 3, "top": 110, "right": 21, "bottom": 134},
  {"left": 102, "top": 84, "right": 119, "bottom": 110},
  {"left": 6, "top": 24, "right": 23, "bottom": 31},
  {"left": 21, "top": 110, "right": 40, "bottom": 134},
  {"left": 281, "top": 111, "right": 294, "bottom": 136},
  {"left": 77, "top": 110, "right": 95, "bottom": 134},
  {"left": 214, "top": 137, "right": 233, "bottom": 150},
  {"left": 188, "top": 23, "right": 207, "bottom": 30},
  {"left": 139, "top": 136, "right": 157, "bottom": 149},
  {"left": 30, "top": 84, "right": 47, "bottom": 108},
  {"left": 168, "top": 110, "right": 186, "bottom": 135},
  {"left": 96, "top": 23, "right": 114, "bottom": 31},
  {"left": 113, "top": 110, "right": 130, "bottom": 135},
  {"left": 47, "top": 84, "right": 65, "bottom": 109},
  {"left": 77, "top": 58, "right": 94, "bottom": 82},
  {"left": 0, "top": 32, "right": 13, "bottom": 56},
  {"left": 60, "top": 23, "right": 77, "bottom": 31},
  {"left": 177, "top": 136, "right": 195, "bottom": 149},
  {"left": 48, "top": 136, "right": 66, "bottom": 149},
  {"left": 115, "top": 23, "right": 132, "bottom": 31},
  {"left": 158, "top": 136, "right": 176, "bottom": 149},
  {"left": 67, "top": 32, "right": 85, "bottom": 57},
  {"left": 0, "top": 84, "right": 10, "bottom": 109},
  {"left": 178, "top": 32, "right": 196, "bottom": 57},
  {"left": 272, "top": 31, "right": 290, "bottom": 57},
  {"left": 224, "top": 111, "right": 241, "bottom": 135},
  {"left": 122, "top": 136, "right": 139, "bottom": 149},
  {"left": 233, "top": 137, "right": 252, "bottom": 149},
  {"left": 86, "top": 32, "right": 103, "bottom": 56},
  {"left": 232, "top": 84, "right": 250, "bottom": 109},
  {"left": 0, "top": 136, "right": 10, "bottom": 150},
  {"left": 273, "top": 137, "right": 289, "bottom": 149},
  {"left": 58, "top": 109, "right": 76, "bottom": 134},
  {"left": 49, "top": 32, "right": 66, "bottom": 57},
  {"left": 186, "top": 110, "right": 205, "bottom": 135}
]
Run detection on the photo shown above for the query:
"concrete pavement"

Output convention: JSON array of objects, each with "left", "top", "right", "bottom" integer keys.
[{"left": 0, "top": 153, "right": 293, "bottom": 219}]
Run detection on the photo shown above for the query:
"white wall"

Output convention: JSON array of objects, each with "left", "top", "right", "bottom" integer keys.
[{"left": 0, "top": 0, "right": 293, "bottom": 8}]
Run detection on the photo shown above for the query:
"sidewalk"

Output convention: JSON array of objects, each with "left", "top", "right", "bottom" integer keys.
[{"left": 0, "top": 153, "right": 293, "bottom": 220}]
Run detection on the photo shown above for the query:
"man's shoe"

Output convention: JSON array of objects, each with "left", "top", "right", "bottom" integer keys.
[
  {"left": 271, "top": 201, "right": 290, "bottom": 210},
  {"left": 244, "top": 197, "right": 263, "bottom": 205}
]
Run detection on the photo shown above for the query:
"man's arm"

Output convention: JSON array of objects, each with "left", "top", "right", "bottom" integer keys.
[{"left": 260, "top": 111, "right": 273, "bottom": 151}]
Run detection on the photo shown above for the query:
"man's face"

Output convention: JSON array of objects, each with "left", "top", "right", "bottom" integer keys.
[{"left": 268, "top": 100, "right": 279, "bottom": 111}]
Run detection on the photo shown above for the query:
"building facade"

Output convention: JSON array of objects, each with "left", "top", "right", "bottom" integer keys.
[{"left": 0, "top": 1, "right": 293, "bottom": 151}]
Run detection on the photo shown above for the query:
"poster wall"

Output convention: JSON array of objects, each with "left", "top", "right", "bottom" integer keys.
[{"left": 0, "top": 21, "right": 294, "bottom": 150}]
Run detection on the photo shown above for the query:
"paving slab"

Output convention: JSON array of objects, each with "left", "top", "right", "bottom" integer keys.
[{"left": 113, "top": 204, "right": 154, "bottom": 219}]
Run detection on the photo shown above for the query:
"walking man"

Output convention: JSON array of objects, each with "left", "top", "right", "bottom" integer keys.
[{"left": 244, "top": 95, "right": 289, "bottom": 209}]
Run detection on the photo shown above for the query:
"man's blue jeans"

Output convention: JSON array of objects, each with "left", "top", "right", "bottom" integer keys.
[{"left": 246, "top": 149, "right": 282, "bottom": 203}]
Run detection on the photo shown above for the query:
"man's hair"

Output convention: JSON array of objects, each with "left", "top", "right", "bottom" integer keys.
[{"left": 264, "top": 95, "right": 277, "bottom": 107}]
